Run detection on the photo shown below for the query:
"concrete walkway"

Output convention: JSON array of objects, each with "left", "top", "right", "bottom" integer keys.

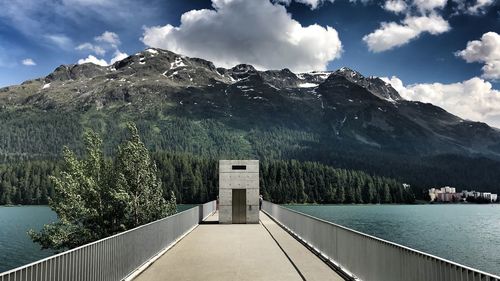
[
  {"left": 260, "top": 213, "right": 344, "bottom": 281},
  {"left": 133, "top": 212, "right": 343, "bottom": 281}
]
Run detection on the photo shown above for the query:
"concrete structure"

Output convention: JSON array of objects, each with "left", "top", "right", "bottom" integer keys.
[
  {"left": 133, "top": 212, "right": 343, "bottom": 281},
  {"left": 219, "top": 160, "right": 259, "bottom": 224}
]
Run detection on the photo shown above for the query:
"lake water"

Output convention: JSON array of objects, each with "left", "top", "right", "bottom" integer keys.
[
  {"left": 286, "top": 204, "right": 500, "bottom": 276},
  {"left": 0, "top": 205, "right": 197, "bottom": 273},
  {"left": 2, "top": 205, "right": 499, "bottom": 276},
  {"left": 0, "top": 206, "right": 57, "bottom": 273}
]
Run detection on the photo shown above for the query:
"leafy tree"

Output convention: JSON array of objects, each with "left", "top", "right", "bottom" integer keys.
[
  {"left": 113, "top": 123, "right": 171, "bottom": 228},
  {"left": 29, "top": 124, "right": 176, "bottom": 250}
]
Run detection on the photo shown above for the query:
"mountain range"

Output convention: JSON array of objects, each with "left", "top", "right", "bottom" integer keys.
[{"left": 2, "top": 48, "right": 500, "bottom": 195}]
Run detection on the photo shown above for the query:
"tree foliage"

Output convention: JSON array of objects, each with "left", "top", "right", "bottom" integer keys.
[
  {"left": 2, "top": 108, "right": 500, "bottom": 198},
  {"left": 152, "top": 154, "right": 414, "bottom": 204},
  {"left": 2, "top": 151, "right": 414, "bottom": 209},
  {"left": 28, "top": 124, "right": 175, "bottom": 250}
]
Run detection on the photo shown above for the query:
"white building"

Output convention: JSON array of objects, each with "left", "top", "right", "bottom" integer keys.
[
  {"left": 481, "top": 192, "right": 499, "bottom": 202},
  {"left": 443, "top": 186, "right": 456, "bottom": 193},
  {"left": 492, "top": 194, "right": 498, "bottom": 202},
  {"left": 462, "top": 190, "right": 498, "bottom": 202}
]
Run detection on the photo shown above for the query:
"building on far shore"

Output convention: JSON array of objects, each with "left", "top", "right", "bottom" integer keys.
[
  {"left": 429, "top": 186, "right": 461, "bottom": 202},
  {"left": 491, "top": 194, "right": 498, "bottom": 202},
  {"left": 429, "top": 187, "right": 498, "bottom": 203},
  {"left": 462, "top": 190, "right": 498, "bottom": 202}
]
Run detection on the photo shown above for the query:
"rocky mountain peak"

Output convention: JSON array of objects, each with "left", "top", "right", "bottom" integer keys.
[
  {"left": 335, "top": 67, "right": 363, "bottom": 78},
  {"left": 36, "top": 48, "right": 407, "bottom": 103},
  {"left": 231, "top": 63, "right": 256, "bottom": 73},
  {"left": 327, "top": 67, "right": 402, "bottom": 102},
  {"left": 45, "top": 63, "right": 108, "bottom": 83},
  {"left": 232, "top": 64, "right": 256, "bottom": 72},
  {"left": 230, "top": 64, "right": 259, "bottom": 80}
]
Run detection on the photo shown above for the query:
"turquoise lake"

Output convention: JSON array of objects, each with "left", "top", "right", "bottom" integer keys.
[
  {"left": 0, "top": 205, "right": 196, "bottom": 273},
  {"left": 1, "top": 204, "right": 499, "bottom": 276},
  {"left": 0, "top": 206, "right": 57, "bottom": 273},
  {"left": 286, "top": 204, "right": 500, "bottom": 276}
]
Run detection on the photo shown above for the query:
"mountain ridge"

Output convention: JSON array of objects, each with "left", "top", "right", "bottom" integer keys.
[
  {"left": 1, "top": 47, "right": 500, "bottom": 195},
  {"left": 1, "top": 48, "right": 403, "bottom": 105}
]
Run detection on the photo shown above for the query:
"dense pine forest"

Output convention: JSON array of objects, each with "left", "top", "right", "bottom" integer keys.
[
  {"left": 0, "top": 152, "right": 414, "bottom": 205},
  {"left": 2, "top": 110, "right": 500, "bottom": 202}
]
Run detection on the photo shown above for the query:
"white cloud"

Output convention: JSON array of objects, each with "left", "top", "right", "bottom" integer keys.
[
  {"left": 76, "top": 43, "right": 106, "bottom": 56},
  {"left": 373, "top": 0, "right": 455, "bottom": 52},
  {"left": 44, "top": 34, "right": 73, "bottom": 49},
  {"left": 467, "top": 0, "right": 494, "bottom": 15},
  {"left": 142, "top": 0, "right": 342, "bottom": 72},
  {"left": 76, "top": 31, "right": 127, "bottom": 66},
  {"left": 363, "top": 14, "right": 450, "bottom": 52},
  {"left": 456, "top": 32, "right": 500, "bottom": 80},
  {"left": 383, "top": 0, "right": 407, "bottom": 13},
  {"left": 481, "top": 60, "right": 500, "bottom": 80},
  {"left": 456, "top": 32, "right": 500, "bottom": 63},
  {"left": 76, "top": 31, "right": 122, "bottom": 56},
  {"left": 95, "top": 31, "right": 120, "bottom": 47},
  {"left": 77, "top": 55, "right": 108, "bottom": 66},
  {"left": 77, "top": 51, "right": 128, "bottom": 66},
  {"left": 382, "top": 0, "right": 447, "bottom": 15},
  {"left": 380, "top": 76, "right": 402, "bottom": 94},
  {"left": 381, "top": 76, "right": 500, "bottom": 128},
  {"left": 21, "top": 58, "right": 36, "bottom": 66},
  {"left": 0, "top": 0, "right": 159, "bottom": 55},
  {"left": 109, "top": 50, "right": 128, "bottom": 65},
  {"left": 412, "top": 0, "right": 447, "bottom": 13}
]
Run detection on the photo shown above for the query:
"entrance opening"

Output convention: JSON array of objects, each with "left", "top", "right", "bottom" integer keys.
[{"left": 232, "top": 189, "right": 246, "bottom": 224}]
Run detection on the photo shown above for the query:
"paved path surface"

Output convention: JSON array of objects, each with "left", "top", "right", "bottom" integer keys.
[
  {"left": 260, "top": 213, "right": 344, "bottom": 281},
  {"left": 134, "top": 211, "right": 343, "bottom": 281}
]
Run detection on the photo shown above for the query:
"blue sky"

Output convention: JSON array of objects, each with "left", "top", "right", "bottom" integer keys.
[{"left": 0, "top": 0, "right": 499, "bottom": 125}]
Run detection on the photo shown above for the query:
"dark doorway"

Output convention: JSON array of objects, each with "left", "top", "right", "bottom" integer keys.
[{"left": 232, "top": 189, "right": 246, "bottom": 224}]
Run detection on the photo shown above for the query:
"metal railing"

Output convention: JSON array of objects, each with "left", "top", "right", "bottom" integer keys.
[
  {"left": 0, "top": 201, "right": 216, "bottom": 281},
  {"left": 201, "top": 200, "right": 217, "bottom": 221},
  {"left": 262, "top": 201, "right": 500, "bottom": 281}
]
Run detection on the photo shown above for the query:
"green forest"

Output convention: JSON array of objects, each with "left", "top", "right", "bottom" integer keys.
[
  {"left": 0, "top": 151, "right": 414, "bottom": 205},
  {"left": 2, "top": 109, "right": 500, "bottom": 202}
]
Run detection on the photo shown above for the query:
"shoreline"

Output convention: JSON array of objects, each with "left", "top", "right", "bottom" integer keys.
[{"left": 282, "top": 202, "right": 500, "bottom": 206}]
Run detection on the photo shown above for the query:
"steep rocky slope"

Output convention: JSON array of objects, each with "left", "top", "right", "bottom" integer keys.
[{"left": 2, "top": 48, "right": 500, "bottom": 192}]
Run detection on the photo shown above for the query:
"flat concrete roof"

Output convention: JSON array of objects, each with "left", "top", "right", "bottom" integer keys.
[{"left": 133, "top": 211, "right": 343, "bottom": 281}]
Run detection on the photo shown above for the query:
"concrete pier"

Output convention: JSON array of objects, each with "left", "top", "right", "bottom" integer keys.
[{"left": 133, "top": 211, "right": 343, "bottom": 281}]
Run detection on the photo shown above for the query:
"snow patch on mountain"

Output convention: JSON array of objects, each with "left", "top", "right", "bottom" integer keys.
[
  {"left": 298, "top": 83, "right": 319, "bottom": 88},
  {"left": 171, "top": 57, "right": 186, "bottom": 69}
]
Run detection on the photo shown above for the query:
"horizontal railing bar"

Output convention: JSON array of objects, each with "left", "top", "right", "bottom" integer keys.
[
  {"left": 0, "top": 200, "right": 216, "bottom": 280},
  {"left": 0, "top": 206, "right": 194, "bottom": 276},
  {"left": 263, "top": 201, "right": 500, "bottom": 280}
]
